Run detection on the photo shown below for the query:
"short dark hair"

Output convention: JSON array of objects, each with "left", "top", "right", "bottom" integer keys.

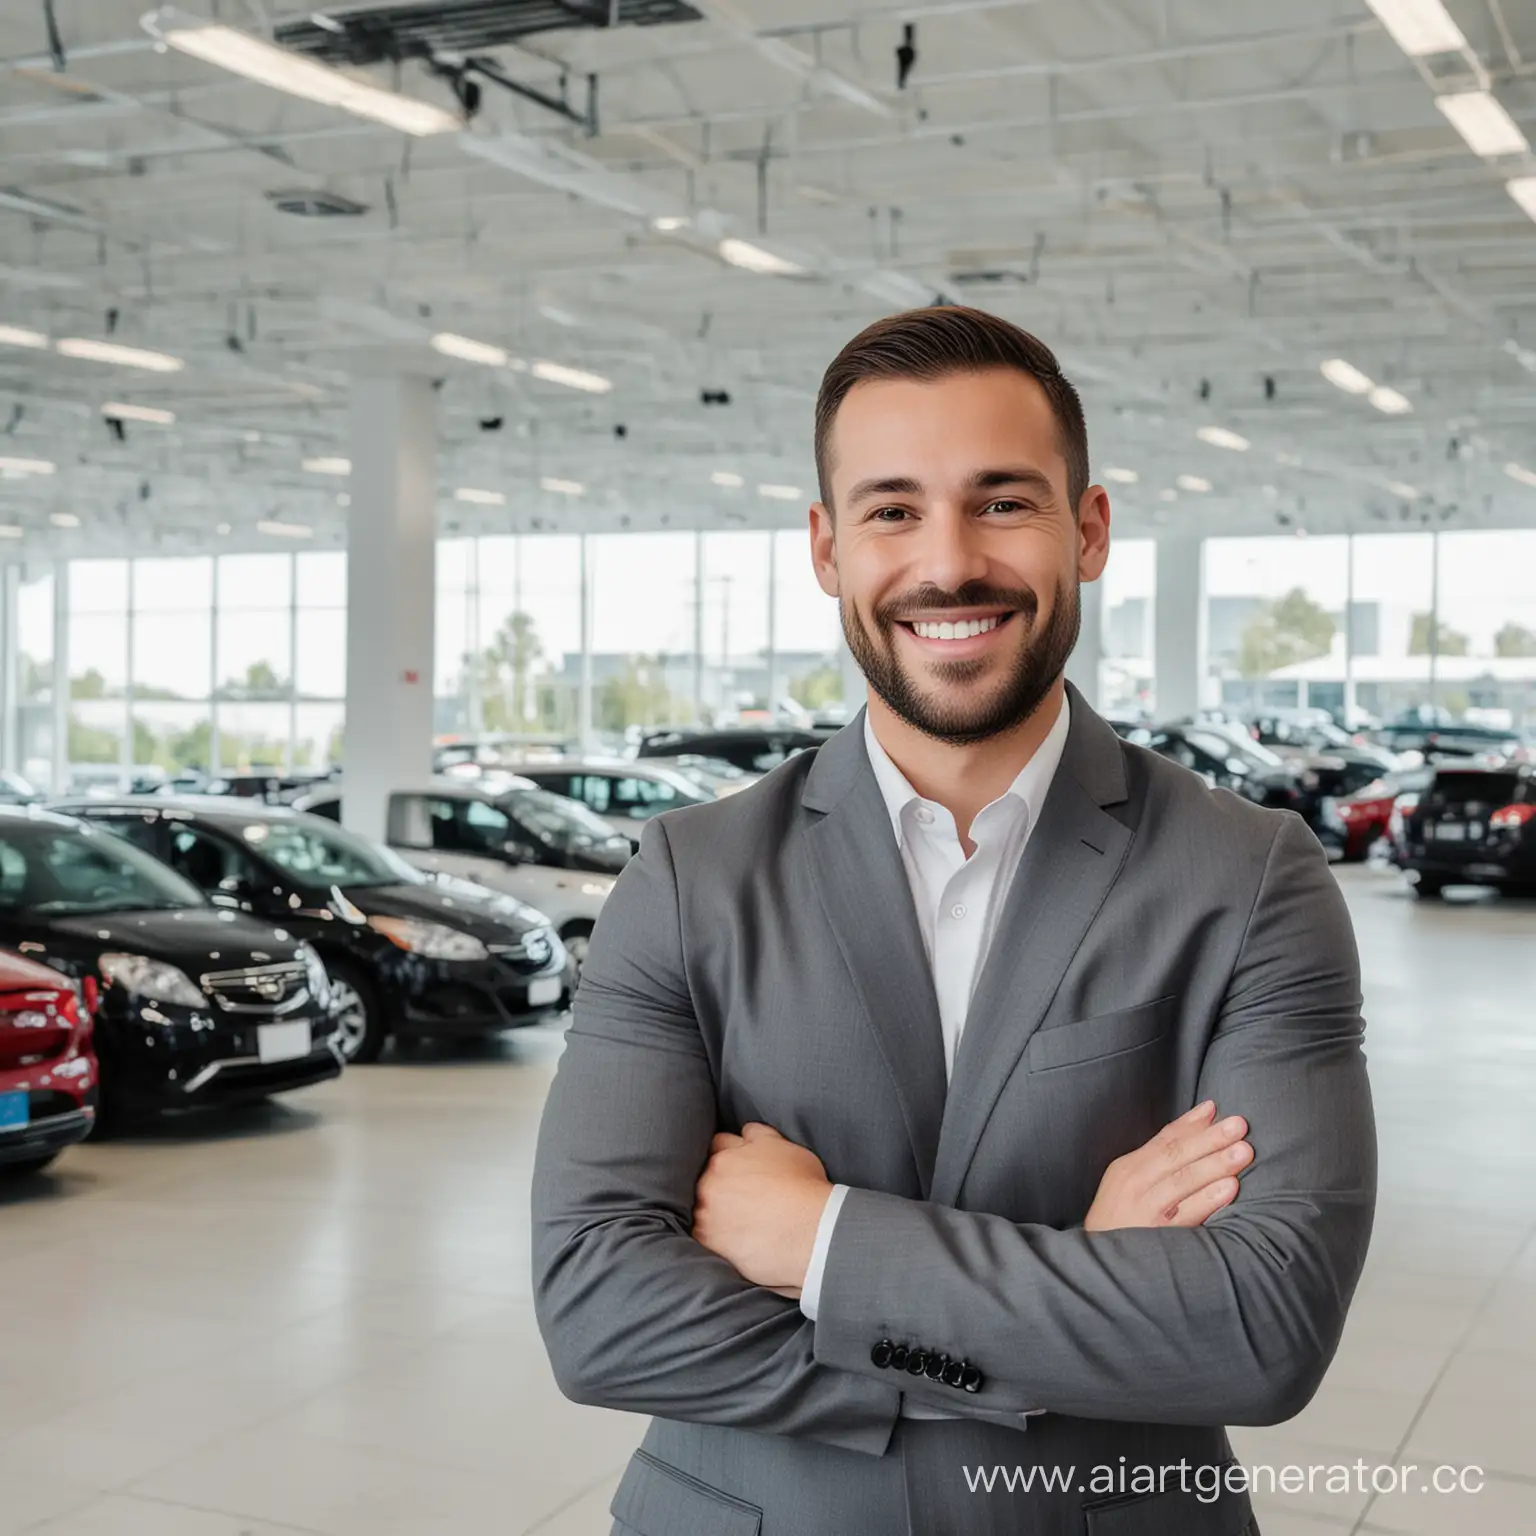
[{"left": 813, "top": 305, "right": 1089, "bottom": 513}]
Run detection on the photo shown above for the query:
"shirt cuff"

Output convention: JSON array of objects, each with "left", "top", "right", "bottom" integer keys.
[{"left": 798, "top": 1183, "right": 850, "bottom": 1321}]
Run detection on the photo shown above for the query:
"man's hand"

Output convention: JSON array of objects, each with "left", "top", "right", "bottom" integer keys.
[
  {"left": 693, "top": 1123, "right": 833, "bottom": 1296},
  {"left": 1084, "top": 1100, "right": 1253, "bottom": 1231}
]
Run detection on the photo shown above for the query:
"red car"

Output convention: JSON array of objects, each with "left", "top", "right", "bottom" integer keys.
[
  {"left": 1335, "top": 767, "right": 1435, "bottom": 863},
  {"left": 0, "top": 952, "right": 98, "bottom": 1176}
]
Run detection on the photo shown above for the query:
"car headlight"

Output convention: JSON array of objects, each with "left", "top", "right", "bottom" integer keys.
[
  {"left": 99, "top": 952, "right": 206, "bottom": 1008},
  {"left": 297, "top": 943, "right": 331, "bottom": 1007},
  {"left": 367, "top": 915, "right": 489, "bottom": 961}
]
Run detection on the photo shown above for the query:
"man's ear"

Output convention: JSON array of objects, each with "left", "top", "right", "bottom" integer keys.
[
  {"left": 809, "top": 501, "right": 840, "bottom": 597},
  {"left": 1077, "top": 485, "right": 1111, "bottom": 582}
]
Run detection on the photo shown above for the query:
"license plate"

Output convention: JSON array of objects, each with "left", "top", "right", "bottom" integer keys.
[
  {"left": 257, "top": 1020, "right": 311, "bottom": 1063},
  {"left": 1434, "top": 823, "right": 1466, "bottom": 842},
  {"left": 0, "top": 1090, "right": 28, "bottom": 1132},
  {"left": 527, "top": 976, "right": 562, "bottom": 1007}
]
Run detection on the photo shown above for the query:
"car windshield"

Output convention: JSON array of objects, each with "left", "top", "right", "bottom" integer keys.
[
  {"left": 236, "top": 817, "right": 424, "bottom": 891},
  {"left": 501, "top": 789, "right": 621, "bottom": 846},
  {"left": 0, "top": 819, "right": 206, "bottom": 916},
  {"left": 1193, "top": 728, "right": 1285, "bottom": 771}
]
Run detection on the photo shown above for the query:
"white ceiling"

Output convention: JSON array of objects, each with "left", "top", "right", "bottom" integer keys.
[{"left": 3, "top": 0, "right": 1536, "bottom": 560}]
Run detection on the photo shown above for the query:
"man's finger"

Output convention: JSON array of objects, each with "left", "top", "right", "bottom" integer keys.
[
  {"left": 1133, "top": 1114, "right": 1247, "bottom": 1191},
  {"left": 1148, "top": 1141, "right": 1253, "bottom": 1214},
  {"left": 741, "top": 1122, "right": 784, "bottom": 1141},
  {"left": 1160, "top": 1176, "right": 1240, "bottom": 1228},
  {"left": 711, "top": 1132, "right": 745, "bottom": 1154}
]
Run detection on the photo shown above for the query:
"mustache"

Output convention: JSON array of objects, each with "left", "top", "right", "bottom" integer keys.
[{"left": 876, "top": 582, "right": 1040, "bottom": 627}]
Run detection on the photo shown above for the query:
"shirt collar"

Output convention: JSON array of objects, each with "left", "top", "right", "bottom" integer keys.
[{"left": 863, "top": 692, "right": 1073, "bottom": 847}]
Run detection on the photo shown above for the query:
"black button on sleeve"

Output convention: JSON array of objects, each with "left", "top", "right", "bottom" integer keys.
[
  {"left": 871, "top": 1340, "right": 894, "bottom": 1370},
  {"left": 940, "top": 1359, "right": 965, "bottom": 1388},
  {"left": 905, "top": 1349, "right": 929, "bottom": 1375},
  {"left": 960, "top": 1363, "right": 984, "bottom": 1394},
  {"left": 890, "top": 1344, "right": 909, "bottom": 1370},
  {"left": 924, "top": 1352, "right": 948, "bottom": 1380}
]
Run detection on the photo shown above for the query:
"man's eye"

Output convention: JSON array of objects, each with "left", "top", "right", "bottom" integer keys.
[
  {"left": 871, "top": 506, "right": 910, "bottom": 522},
  {"left": 983, "top": 498, "right": 1027, "bottom": 515}
]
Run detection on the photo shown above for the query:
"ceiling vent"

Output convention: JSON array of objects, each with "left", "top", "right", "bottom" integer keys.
[{"left": 266, "top": 189, "right": 370, "bottom": 218}]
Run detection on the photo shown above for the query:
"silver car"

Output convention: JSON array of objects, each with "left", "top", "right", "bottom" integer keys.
[{"left": 505, "top": 757, "right": 713, "bottom": 851}]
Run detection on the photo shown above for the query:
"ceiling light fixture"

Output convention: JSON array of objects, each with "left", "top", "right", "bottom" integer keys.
[
  {"left": 0, "top": 525, "right": 24, "bottom": 539},
  {"left": 1363, "top": 0, "right": 1467, "bottom": 57},
  {"left": 711, "top": 470, "right": 744, "bottom": 487},
  {"left": 0, "top": 455, "right": 54, "bottom": 476},
  {"left": 1506, "top": 176, "right": 1536, "bottom": 223},
  {"left": 143, "top": 8, "right": 459, "bottom": 136},
  {"left": 758, "top": 483, "right": 804, "bottom": 501},
  {"left": 1434, "top": 91, "right": 1529, "bottom": 159},
  {"left": 1387, "top": 481, "right": 1421, "bottom": 500},
  {"left": 652, "top": 215, "right": 690, "bottom": 232},
  {"left": 1176, "top": 474, "right": 1212, "bottom": 493},
  {"left": 1196, "top": 426, "right": 1251, "bottom": 452},
  {"left": 430, "top": 331, "right": 508, "bottom": 367},
  {"left": 257, "top": 519, "right": 314, "bottom": 538},
  {"left": 1101, "top": 467, "right": 1139, "bottom": 484},
  {"left": 0, "top": 324, "right": 48, "bottom": 349},
  {"left": 530, "top": 359, "right": 612, "bottom": 394},
  {"left": 49, "top": 512, "right": 80, "bottom": 528},
  {"left": 719, "top": 238, "right": 805, "bottom": 277},
  {"left": 302, "top": 455, "right": 350, "bottom": 475},
  {"left": 1504, "top": 462, "right": 1536, "bottom": 488},
  {"left": 1369, "top": 385, "right": 1414, "bottom": 415},
  {"left": 1320, "top": 358, "right": 1375, "bottom": 395},
  {"left": 56, "top": 337, "right": 183, "bottom": 372},
  {"left": 455, "top": 487, "right": 506, "bottom": 505},
  {"left": 540, "top": 476, "right": 584, "bottom": 496},
  {"left": 102, "top": 401, "right": 175, "bottom": 425}
]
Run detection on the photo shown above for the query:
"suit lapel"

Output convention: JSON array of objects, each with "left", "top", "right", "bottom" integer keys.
[
  {"left": 930, "top": 693, "right": 1136, "bottom": 1207},
  {"left": 803, "top": 717, "right": 948, "bottom": 1197}
]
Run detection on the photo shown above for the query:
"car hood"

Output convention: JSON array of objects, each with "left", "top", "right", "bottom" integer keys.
[
  {"left": 337, "top": 880, "right": 546, "bottom": 939},
  {"left": 3, "top": 906, "right": 304, "bottom": 980}
]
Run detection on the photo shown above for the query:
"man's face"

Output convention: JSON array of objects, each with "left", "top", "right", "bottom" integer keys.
[{"left": 810, "top": 367, "right": 1110, "bottom": 745}]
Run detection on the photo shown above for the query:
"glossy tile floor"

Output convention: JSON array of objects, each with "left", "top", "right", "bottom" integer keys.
[{"left": 1, "top": 867, "right": 1533, "bottom": 1536}]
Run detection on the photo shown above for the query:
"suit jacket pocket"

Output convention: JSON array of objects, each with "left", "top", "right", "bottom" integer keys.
[
  {"left": 1027, "top": 996, "right": 1173, "bottom": 1073},
  {"left": 1083, "top": 1463, "right": 1251, "bottom": 1535},
  {"left": 611, "top": 1450, "right": 763, "bottom": 1536}
]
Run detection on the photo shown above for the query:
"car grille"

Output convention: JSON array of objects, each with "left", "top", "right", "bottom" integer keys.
[
  {"left": 487, "top": 930, "right": 556, "bottom": 975},
  {"left": 200, "top": 961, "right": 311, "bottom": 1016}
]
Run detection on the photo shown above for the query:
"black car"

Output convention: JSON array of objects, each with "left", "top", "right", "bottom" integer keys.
[
  {"left": 1400, "top": 764, "right": 1536, "bottom": 898},
  {"left": 58, "top": 798, "right": 575, "bottom": 1063},
  {"left": 636, "top": 726, "right": 832, "bottom": 775},
  {"left": 1143, "top": 725, "right": 1304, "bottom": 808},
  {"left": 0, "top": 806, "right": 344, "bottom": 1128},
  {"left": 1373, "top": 720, "right": 1523, "bottom": 761}
]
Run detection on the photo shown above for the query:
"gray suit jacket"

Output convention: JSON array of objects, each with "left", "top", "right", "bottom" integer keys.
[{"left": 531, "top": 685, "right": 1376, "bottom": 1536}]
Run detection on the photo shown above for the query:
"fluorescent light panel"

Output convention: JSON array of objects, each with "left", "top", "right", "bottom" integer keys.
[
  {"left": 540, "top": 476, "right": 584, "bottom": 495},
  {"left": 56, "top": 337, "right": 183, "bottom": 372},
  {"left": 711, "top": 471, "right": 744, "bottom": 487},
  {"left": 1364, "top": 0, "right": 1467, "bottom": 57},
  {"left": 103, "top": 401, "right": 175, "bottom": 425},
  {"left": 0, "top": 324, "right": 47, "bottom": 349},
  {"left": 302, "top": 455, "right": 350, "bottom": 475},
  {"left": 257, "top": 519, "right": 314, "bottom": 538},
  {"left": 1505, "top": 462, "right": 1536, "bottom": 488},
  {"left": 1176, "top": 474, "right": 1212, "bottom": 493},
  {"left": 719, "top": 238, "right": 805, "bottom": 276},
  {"left": 149, "top": 12, "right": 459, "bottom": 136},
  {"left": 1369, "top": 385, "right": 1413, "bottom": 415},
  {"left": 431, "top": 331, "right": 508, "bottom": 367},
  {"left": 0, "top": 525, "right": 24, "bottom": 539},
  {"left": 454, "top": 487, "right": 505, "bottom": 505},
  {"left": 0, "top": 455, "right": 54, "bottom": 475},
  {"left": 1435, "top": 91, "right": 1529, "bottom": 159},
  {"left": 1101, "top": 467, "right": 1139, "bottom": 484},
  {"left": 1321, "top": 358, "right": 1375, "bottom": 395},
  {"left": 1387, "top": 481, "right": 1421, "bottom": 500},
  {"left": 758, "top": 483, "right": 803, "bottom": 501},
  {"left": 530, "top": 359, "right": 612, "bottom": 394},
  {"left": 1196, "top": 426, "right": 1251, "bottom": 452},
  {"left": 1507, "top": 176, "right": 1536, "bottom": 223}
]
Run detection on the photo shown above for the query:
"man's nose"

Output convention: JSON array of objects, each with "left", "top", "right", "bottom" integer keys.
[{"left": 912, "top": 507, "right": 992, "bottom": 593}]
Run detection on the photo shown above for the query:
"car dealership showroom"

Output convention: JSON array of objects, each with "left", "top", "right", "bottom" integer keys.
[{"left": 1, "top": 1, "right": 1535, "bottom": 1533}]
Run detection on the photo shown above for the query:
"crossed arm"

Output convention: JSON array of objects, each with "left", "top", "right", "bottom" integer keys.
[{"left": 530, "top": 813, "right": 1377, "bottom": 1452}]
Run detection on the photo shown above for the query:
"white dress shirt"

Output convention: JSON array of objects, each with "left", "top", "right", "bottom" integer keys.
[{"left": 798, "top": 694, "right": 1071, "bottom": 1415}]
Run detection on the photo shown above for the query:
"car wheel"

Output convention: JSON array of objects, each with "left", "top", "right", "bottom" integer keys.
[
  {"left": 559, "top": 922, "right": 593, "bottom": 976},
  {"left": 1, "top": 1152, "right": 58, "bottom": 1176},
  {"left": 328, "top": 962, "right": 387, "bottom": 1064}
]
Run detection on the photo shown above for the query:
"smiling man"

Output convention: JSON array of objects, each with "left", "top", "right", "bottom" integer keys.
[{"left": 532, "top": 307, "right": 1376, "bottom": 1536}]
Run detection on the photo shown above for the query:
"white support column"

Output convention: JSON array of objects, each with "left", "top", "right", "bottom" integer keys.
[
  {"left": 1065, "top": 576, "right": 1104, "bottom": 711},
  {"left": 344, "top": 373, "right": 437, "bottom": 843},
  {"left": 1153, "top": 536, "right": 1207, "bottom": 721},
  {"left": 765, "top": 533, "right": 779, "bottom": 718},
  {"left": 577, "top": 532, "right": 595, "bottom": 750}
]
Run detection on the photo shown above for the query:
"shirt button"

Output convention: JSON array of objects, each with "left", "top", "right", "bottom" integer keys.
[
  {"left": 950, "top": 902, "right": 967, "bottom": 920},
  {"left": 914, "top": 806, "right": 935, "bottom": 824}
]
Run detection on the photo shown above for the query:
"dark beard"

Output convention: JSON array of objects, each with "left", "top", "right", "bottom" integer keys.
[{"left": 841, "top": 576, "right": 1080, "bottom": 746}]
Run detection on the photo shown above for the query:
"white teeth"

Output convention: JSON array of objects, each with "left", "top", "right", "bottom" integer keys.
[{"left": 911, "top": 615, "right": 1002, "bottom": 640}]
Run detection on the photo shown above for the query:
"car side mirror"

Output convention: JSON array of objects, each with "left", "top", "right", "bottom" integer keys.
[{"left": 503, "top": 838, "right": 539, "bottom": 865}]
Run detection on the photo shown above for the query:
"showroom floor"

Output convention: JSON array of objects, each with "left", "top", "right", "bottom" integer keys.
[{"left": 1, "top": 868, "right": 1533, "bottom": 1536}]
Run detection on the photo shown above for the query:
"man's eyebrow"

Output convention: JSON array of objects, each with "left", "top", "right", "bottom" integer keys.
[
  {"left": 970, "top": 467, "right": 1056, "bottom": 497},
  {"left": 845, "top": 474, "right": 924, "bottom": 504}
]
